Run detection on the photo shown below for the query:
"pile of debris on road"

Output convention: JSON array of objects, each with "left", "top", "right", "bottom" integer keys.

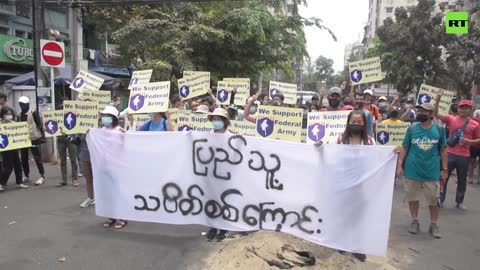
[{"left": 202, "top": 231, "right": 399, "bottom": 270}]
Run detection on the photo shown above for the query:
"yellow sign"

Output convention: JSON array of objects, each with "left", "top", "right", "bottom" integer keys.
[
  {"left": 80, "top": 90, "right": 111, "bottom": 111},
  {"left": 132, "top": 114, "right": 151, "bottom": 128},
  {"left": 224, "top": 78, "right": 250, "bottom": 106},
  {"left": 217, "top": 81, "right": 233, "bottom": 105},
  {"left": 128, "top": 81, "right": 170, "bottom": 114},
  {"left": 129, "top": 69, "right": 152, "bottom": 89},
  {"left": 177, "top": 111, "right": 193, "bottom": 132},
  {"left": 306, "top": 111, "right": 350, "bottom": 144},
  {"left": 0, "top": 122, "right": 32, "bottom": 152},
  {"left": 70, "top": 70, "right": 104, "bottom": 92},
  {"left": 191, "top": 113, "right": 212, "bottom": 132},
  {"left": 301, "top": 128, "right": 307, "bottom": 143},
  {"left": 269, "top": 81, "right": 297, "bottom": 105},
  {"left": 167, "top": 108, "right": 178, "bottom": 131},
  {"left": 230, "top": 120, "right": 256, "bottom": 136},
  {"left": 255, "top": 106, "right": 303, "bottom": 142},
  {"left": 376, "top": 122, "right": 410, "bottom": 147},
  {"left": 348, "top": 57, "right": 383, "bottom": 85},
  {"left": 416, "top": 84, "right": 455, "bottom": 115},
  {"left": 42, "top": 110, "right": 64, "bottom": 137},
  {"left": 178, "top": 71, "right": 210, "bottom": 100},
  {"left": 63, "top": 101, "right": 99, "bottom": 134}
]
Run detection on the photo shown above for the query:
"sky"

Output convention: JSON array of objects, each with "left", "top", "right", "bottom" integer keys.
[{"left": 299, "top": 0, "right": 369, "bottom": 72}]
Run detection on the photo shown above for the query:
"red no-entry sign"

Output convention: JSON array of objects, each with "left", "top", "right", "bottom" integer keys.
[{"left": 40, "top": 39, "right": 65, "bottom": 67}]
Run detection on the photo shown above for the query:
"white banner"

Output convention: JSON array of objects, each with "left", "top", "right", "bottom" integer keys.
[{"left": 87, "top": 130, "right": 396, "bottom": 256}]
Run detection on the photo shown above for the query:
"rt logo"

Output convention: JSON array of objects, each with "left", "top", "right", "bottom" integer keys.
[{"left": 446, "top": 11, "right": 468, "bottom": 34}]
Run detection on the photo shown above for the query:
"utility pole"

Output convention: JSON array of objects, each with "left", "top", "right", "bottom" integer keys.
[{"left": 32, "top": 0, "right": 45, "bottom": 113}]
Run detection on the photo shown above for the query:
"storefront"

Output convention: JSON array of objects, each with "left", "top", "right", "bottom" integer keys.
[{"left": 0, "top": 34, "right": 34, "bottom": 84}]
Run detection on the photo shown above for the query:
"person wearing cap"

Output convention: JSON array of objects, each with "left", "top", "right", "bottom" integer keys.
[
  {"left": 466, "top": 109, "right": 480, "bottom": 184},
  {"left": 205, "top": 108, "right": 232, "bottom": 242},
  {"left": 194, "top": 104, "right": 210, "bottom": 114},
  {"left": 397, "top": 102, "right": 447, "bottom": 238},
  {"left": 377, "top": 96, "right": 389, "bottom": 121},
  {"left": 17, "top": 96, "right": 46, "bottom": 186},
  {"left": 363, "top": 89, "right": 381, "bottom": 123},
  {"left": 324, "top": 87, "right": 343, "bottom": 111},
  {"left": 434, "top": 91, "right": 480, "bottom": 211}
]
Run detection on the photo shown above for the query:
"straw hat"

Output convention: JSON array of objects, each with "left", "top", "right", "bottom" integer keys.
[
  {"left": 195, "top": 105, "right": 209, "bottom": 114},
  {"left": 208, "top": 108, "right": 231, "bottom": 127}
]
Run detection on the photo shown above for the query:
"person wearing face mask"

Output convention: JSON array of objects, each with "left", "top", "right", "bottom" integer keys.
[
  {"left": 323, "top": 87, "right": 343, "bottom": 111},
  {"left": 205, "top": 108, "right": 233, "bottom": 241},
  {"left": 0, "top": 107, "right": 28, "bottom": 191},
  {"left": 396, "top": 103, "right": 447, "bottom": 239},
  {"left": 99, "top": 106, "right": 129, "bottom": 229},
  {"left": 377, "top": 96, "right": 389, "bottom": 121},
  {"left": 363, "top": 89, "right": 381, "bottom": 123},
  {"left": 137, "top": 112, "right": 169, "bottom": 132},
  {"left": 353, "top": 93, "right": 374, "bottom": 137},
  {"left": 434, "top": 92, "right": 480, "bottom": 211},
  {"left": 17, "top": 96, "right": 46, "bottom": 186}
]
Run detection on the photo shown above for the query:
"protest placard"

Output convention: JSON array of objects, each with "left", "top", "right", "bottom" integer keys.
[
  {"left": 132, "top": 114, "right": 151, "bottom": 128},
  {"left": 217, "top": 81, "right": 233, "bottom": 105},
  {"left": 348, "top": 57, "right": 383, "bottom": 85},
  {"left": 178, "top": 71, "right": 210, "bottom": 100},
  {"left": 191, "top": 113, "right": 212, "bottom": 132},
  {"left": 224, "top": 78, "right": 250, "bottom": 106},
  {"left": 416, "top": 84, "right": 455, "bottom": 115},
  {"left": 230, "top": 120, "right": 256, "bottom": 137},
  {"left": 269, "top": 81, "right": 298, "bottom": 105},
  {"left": 80, "top": 90, "right": 111, "bottom": 111},
  {"left": 70, "top": 70, "right": 104, "bottom": 92},
  {"left": 128, "top": 81, "right": 170, "bottom": 114},
  {"left": 129, "top": 69, "right": 153, "bottom": 89},
  {"left": 0, "top": 122, "right": 31, "bottom": 152},
  {"left": 376, "top": 122, "right": 411, "bottom": 147},
  {"left": 63, "top": 101, "right": 99, "bottom": 134},
  {"left": 306, "top": 111, "right": 350, "bottom": 144},
  {"left": 88, "top": 130, "right": 397, "bottom": 256},
  {"left": 42, "top": 110, "right": 64, "bottom": 137},
  {"left": 301, "top": 128, "right": 307, "bottom": 143},
  {"left": 255, "top": 106, "right": 303, "bottom": 142},
  {"left": 177, "top": 110, "right": 193, "bottom": 132}
]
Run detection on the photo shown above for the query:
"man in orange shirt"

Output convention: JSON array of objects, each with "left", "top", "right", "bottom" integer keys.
[{"left": 364, "top": 89, "right": 381, "bottom": 123}]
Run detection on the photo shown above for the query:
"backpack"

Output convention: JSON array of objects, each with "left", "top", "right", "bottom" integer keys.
[{"left": 146, "top": 118, "right": 167, "bottom": 131}]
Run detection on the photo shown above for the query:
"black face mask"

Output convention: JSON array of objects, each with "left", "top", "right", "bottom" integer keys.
[
  {"left": 349, "top": 124, "right": 363, "bottom": 135},
  {"left": 328, "top": 99, "right": 340, "bottom": 108},
  {"left": 19, "top": 102, "right": 29, "bottom": 113},
  {"left": 416, "top": 114, "right": 430, "bottom": 122},
  {"left": 356, "top": 102, "right": 364, "bottom": 109}
]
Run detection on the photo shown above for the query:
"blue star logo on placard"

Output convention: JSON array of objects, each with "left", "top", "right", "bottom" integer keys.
[
  {"left": 64, "top": 112, "right": 77, "bottom": 130},
  {"left": 417, "top": 94, "right": 431, "bottom": 105},
  {"left": 130, "top": 94, "right": 145, "bottom": 111},
  {"left": 350, "top": 69, "right": 362, "bottom": 83},
  {"left": 179, "top": 85, "right": 190, "bottom": 98},
  {"left": 257, "top": 118, "right": 274, "bottom": 137},
  {"left": 218, "top": 89, "right": 229, "bottom": 103},
  {"left": 270, "top": 88, "right": 281, "bottom": 97},
  {"left": 178, "top": 125, "right": 192, "bottom": 132},
  {"left": 45, "top": 120, "right": 58, "bottom": 135},
  {"left": 308, "top": 123, "right": 326, "bottom": 142},
  {"left": 72, "top": 77, "right": 85, "bottom": 89},
  {"left": 377, "top": 131, "right": 390, "bottom": 145},
  {"left": 0, "top": 134, "right": 9, "bottom": 149}
]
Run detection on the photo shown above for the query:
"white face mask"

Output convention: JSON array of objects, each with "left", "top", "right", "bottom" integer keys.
[{"left": 4, "top": 115, "right": 13, "bottom": 121}]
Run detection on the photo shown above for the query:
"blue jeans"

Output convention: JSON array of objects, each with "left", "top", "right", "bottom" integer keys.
[{"left": 440, "top": 153, "right": 469, "bottom": 204}]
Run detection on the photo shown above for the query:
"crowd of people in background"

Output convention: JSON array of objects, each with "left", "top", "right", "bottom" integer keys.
[{"left": 0, "top": 81, "right": 478, "bottom": 262}]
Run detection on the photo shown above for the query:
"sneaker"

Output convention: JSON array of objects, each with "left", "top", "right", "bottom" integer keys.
[
  {"left": 429, "top": 223, "right": 442, "bottom": 239},
  {"left": 352, "top": 253, "right": 367, "bottom": 262},
  {"left": 456, "top": 204, "right": 468, "bottom": 211},
  {"left": 206, "top": 228, "right": 217, "bottom": 241},
  {"left": 216, "top": 230, "right": 228, "bottom": 242},
  {"left": 17, "top": 184, "right": 28, "bottom": 189},
  {"left": 468, "top": 177, "right": 474, "bottom": 184},
  {"left": 408, "top": 219, "right": 420, "bottom": 234},
  {"left": 78, "top": 173, "right": 84, "bottom": 177},
  {"left": 80, "top": 198, "right": 95, "bottom": 208},
  {"left": 22, "top": 176, "right": 30, "bottom": 183},
  {"left": 34, "top": 177, "right": 45, "bottom": 186},
  {"left": 0, "top": 185, "right": 4, "bottom": 192}
]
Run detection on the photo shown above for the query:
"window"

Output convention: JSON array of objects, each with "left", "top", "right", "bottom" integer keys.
[
  {"left": 15, "top": 5, "right": 30, "bottom": 18},
  {"left": 386, "top": 7, "right": 393, "bottom": 13},
  {"left": 15, "top": 30, "right": 25, "bottom": 38},
  {"left": 27, "top": 32, "right": 33, "bottom": 39},
  {"left": 0, "top": 26, "right": 9, "bottom": 35}
]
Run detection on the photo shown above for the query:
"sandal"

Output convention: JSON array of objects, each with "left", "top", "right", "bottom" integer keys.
[
  {"left": 103, "top": 219, "right": 116, "bottom": 228},
  {"left": 56, "top": 182, "right": 67, "bottom": 187},
  {"left": 113, "top": 220, "right": 128, "bottom": 230},
  {"left": 72, "top": 181, "right": 80, "bottom": 187}
]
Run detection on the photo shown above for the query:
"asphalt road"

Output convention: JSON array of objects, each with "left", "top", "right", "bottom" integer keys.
[{"left": 0, "top": 162, "right": 479, "bottom": 270}]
